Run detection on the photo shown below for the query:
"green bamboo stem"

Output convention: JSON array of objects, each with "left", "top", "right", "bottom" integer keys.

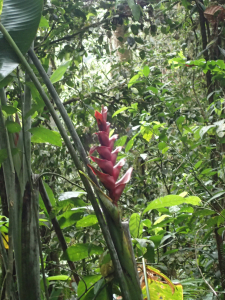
[
  {"left": 0, "top": 23, "right": 130, "bottom": 300},
  {"left": 19, "top": 62, "right": 41, "bottom": 300},
  {"left": 0, "top": 89, "right": 15, "bottom": 300}
]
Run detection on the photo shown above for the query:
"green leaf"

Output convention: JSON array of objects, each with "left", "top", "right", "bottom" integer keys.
[
  {"left": 131, "top": 24, "right": 139, "bottom": 35},
  {"left": 139, "top": 50, "right": 145, "bottom": 60},
  {"left": 147, "top": 86, "right": 158, "bottom": 94},
  {"left": 149, "top": 235, "right": 163, "bottom": 248},
  {"left": 25, "top": 82, "right": 45, "bottom": 106},
  {"left": 131, "top": 4, "right": 141, "bottom": 21},
  {"left": 176, "top": 116, "right": 185, "bottom": 125},
  {"left": 141, "top": 219, "right": 152, "bottom": 228},
  {"left": 77, "top": 275, "right": 102, "bottom": 297},
  {"left": 135, "top": 37, "right": 144, "bottom": 44},
  {"left": 0, "top": 0, "right": 3, "bottom": 14},
  {"left": 143, "top": 195, "right": 201, "bottom": 214},
  {"left": 112, "top": 107, "right": 130, "bottom": 117},
  {"left": 76, "top": 215, "right": 98, "bottom": 228},
  {"left": 1, "top": 105, "right": 17, "bottom": 115},
  {"left": 58, "top": 210, "right": 84, "bottom": 229},
  {"left": 0, "top": 75, "right": 13, "bottom": 89},
  {"left": 61, "top": 244, "right": 104, "bottom": 262},
  {"left": 125, "top": 138, "right": 134, "bottom": 152},
  {"left": 129, "top": 213, "right": 141, "bottom": 238},
  {"left": 128, "top": 74, "right": 140, "bottom": 88},
  {"left": 47, "top": 275, "right": 71, "bottom": 281},
  {"left": 0, "top": 149, "right": 8, "bottom": 165},
  {"left": 125, "top": 133, "right": 139, "bottom": 153},
  {"left": 43, "top": 181, "right": 56, "bottom": 206},
  {"left": 39, "top": 16, "right": 49, "bottom": 28},
  {"left": 127, "top": 0, "right": 135, "bottom": 9},
  {"left": 143, "top": 66, "right": 150, "bottom": 77},
  {"left": 49, "top": 288, "right": 62, "bottom": 300},
  {"left": 196, "top": 209, "right": 214, "bottom": 217},
  {"left": 29, "top": 127, "right": 62, "bottom": 147},
  {"left": 0, "top": 0, "right": 43, "bottom": 81},
  {"left": 194, "top": 160, "right": 203, "bottom": 169},
  {"left": 158, "top": 141, "right": 167, "bottom": 150},
  {"left": 114, "top": 135, "right": 127, "bottom": 147},
  {"left": 50, "top": 61, "right": 71, "bottom": 84},
  {"left": 5, "top": 120, "right": 21, "bottom": 133}
]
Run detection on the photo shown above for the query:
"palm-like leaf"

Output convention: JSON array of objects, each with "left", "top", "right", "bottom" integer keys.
[{"left": 0, "top": 0, "right": 43, "bottom": 81}]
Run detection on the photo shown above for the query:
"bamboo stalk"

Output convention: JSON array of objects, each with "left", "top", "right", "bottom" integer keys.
[{"left": 0, "top": 88, "right": 15, "bottom": 300}]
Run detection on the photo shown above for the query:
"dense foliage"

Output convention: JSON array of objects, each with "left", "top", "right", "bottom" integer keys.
[{"left": 1, "top": 0, "right": 225, "bottom": 299}]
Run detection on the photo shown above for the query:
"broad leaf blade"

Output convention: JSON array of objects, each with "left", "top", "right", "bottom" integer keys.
[
  {"left": 50, "top": 61, "right": 70, "bottom": 83},
  {"left": 29, "top": 127, "right": 62, "bottom": 147},
  {"left": 144, "top": 195, "right": 201, "bottom": 214},
  {"left": 76, "top": 215, "right": 98, "bottom": 228},
  {"left": 61, "top": 244, "right": 103, "bottom": 262},
  {"left": 0, "top": 0, "right": 43, "bottom": 81}
]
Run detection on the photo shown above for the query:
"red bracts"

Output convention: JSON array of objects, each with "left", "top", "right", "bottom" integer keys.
[{"left": 88, "top": 106, "right": 133, "bottom": 205}]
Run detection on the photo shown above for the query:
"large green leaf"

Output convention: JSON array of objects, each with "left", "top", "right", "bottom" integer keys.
[
  {"left": 129, "top": 213, "right": 142, "bottom": 238},
  {"left": 143, "top": 195, "right": 201, "bottom": 214},
  {"left": 58, "top": 210, "right": 85, "bottom": 229},
  {"left": 76, "top": 214, "right": 98, "bottom": 228},
  {"left": 0, "top": 0, "right": 43, "bottom": 81},
  {"left": 61, "top": 244, "right": 104, "bottom": 262},
  {"left": 77, "top": 275, "right": 102, "bottom": 297},
  {"left": 50, "top": 61, "right": 70, "bottom": 84},
  {"left": 29, "top": 127, "right": 62, "bottom": 147}
]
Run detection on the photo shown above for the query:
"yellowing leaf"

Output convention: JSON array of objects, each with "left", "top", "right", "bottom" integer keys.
[
  {"left": 179, "top": 191, "right": 188, "bottom": 197},
  {"left": 154, "top": 215, "right": 170, "bottom": 225},
  {"left": 1, "top": 232, "right": 9, "bottom": 249}
]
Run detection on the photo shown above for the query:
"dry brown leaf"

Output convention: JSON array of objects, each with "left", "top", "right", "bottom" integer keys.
[{"left": 204, "top": 6, "right": 225, "bottom": 24}]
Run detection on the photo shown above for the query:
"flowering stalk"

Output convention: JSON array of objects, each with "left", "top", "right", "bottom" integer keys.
[{"left": 88, "top": 106, "right": 133, "bottom": 206}]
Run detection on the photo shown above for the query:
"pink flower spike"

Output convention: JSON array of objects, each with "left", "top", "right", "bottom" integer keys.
[
  {"left": 106, "top": 122, "right": 110, "bottom": 135},
  {"left": 108, "top": 134, "right": 119, "bottom": 151},
  {"left": 88, "top": 164, "right": 115, "bottom": 191},
  {"left": 109, "top": 167, "right": 133, "bottom": 205},
  {"left": 89, "top": 145, "right": 98, "bottom": 156},
  {"left": 90, "top": 156, "right": 114, "bottom": 176},
  {"left": 96, "top": 131, "right": 109, "bottom": 147},
  {"left": 101, "top": 106, "right": 108, "bottom": 122},
  {"left": 95, "top": 110, "right": 107, "bottom": 131},
  {"left": 113, "top": 158, "right": 126, "bottom": 181},
  {"left": 96, "top": 146, "right": 112, "bottom": 161},
  {"left": 109, "top": 184, "right": 126, "bottom": 205},
  {"left": 111, "top": 146, "right": 122, "bottom": 165},
  {"left": 115, "top": 167, "right": 133, "bottom": 187}
]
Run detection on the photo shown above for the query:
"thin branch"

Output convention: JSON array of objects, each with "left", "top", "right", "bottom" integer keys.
[
  {"left": 37, "top": 172, "right": 85, "bottom": 190},
  {"left": 195, "top": 225, "right": 218, "bottom": 297},
  {"left": 46, "top": 20, "right": 107, "bottom": 46},
  {"left": 39, "top": 179, "right": 80, "bottom": 284}
]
